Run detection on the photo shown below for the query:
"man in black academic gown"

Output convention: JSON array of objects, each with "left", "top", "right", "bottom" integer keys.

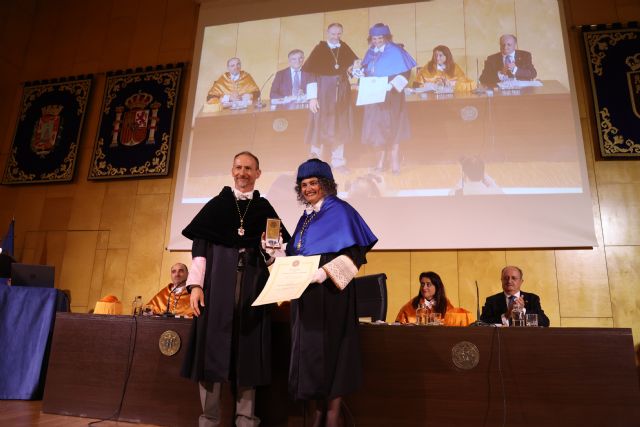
[
  {"left": 302, "top": 22, "right": 358, "bottom": 173},
  {"left": 181, "top": 151, "right": 289, "bottom": 427}
]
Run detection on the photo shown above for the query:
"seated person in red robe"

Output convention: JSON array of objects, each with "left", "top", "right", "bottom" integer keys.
[{"left": 146, "top": 262, "right": 193, "bottom": 317}]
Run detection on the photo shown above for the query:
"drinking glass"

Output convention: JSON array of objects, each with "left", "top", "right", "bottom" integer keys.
[
  {"left": 428, "top": 312, "right": 442, "bottom": 325},
  {"left": 526, "top": 313, "right": 538, "bottom": 327}
]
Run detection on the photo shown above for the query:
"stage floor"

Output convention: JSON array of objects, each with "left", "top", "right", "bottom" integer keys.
[{"left": 0, "top": 400, "right": 162, "bottom": 427}]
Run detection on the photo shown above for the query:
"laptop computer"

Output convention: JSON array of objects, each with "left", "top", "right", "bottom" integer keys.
[{"left": 11, "top": 263, "right": 55, "bottom": 288}]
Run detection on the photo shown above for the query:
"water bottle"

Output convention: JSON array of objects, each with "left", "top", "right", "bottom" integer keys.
[
  {"left": 511, "top": 304, "right": 525, "bottom": 327},
  {"left": 132, "top": 296, "right": 143, "bottom": 316},
  {"left": 416, "top": 303, "right": 428, "bottom": 325}
]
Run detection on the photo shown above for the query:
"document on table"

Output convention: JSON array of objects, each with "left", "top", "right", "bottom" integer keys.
[
  {"left": 356, "top": 76, "right": 388, "bottom": 106},
  {"left": 251, "top": 255, "right": 320, "bottom": 306}
]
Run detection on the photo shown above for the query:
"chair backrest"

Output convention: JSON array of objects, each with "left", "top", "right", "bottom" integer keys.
[{"left": 354, "top": 273, "right": 388, "bottom": 322}]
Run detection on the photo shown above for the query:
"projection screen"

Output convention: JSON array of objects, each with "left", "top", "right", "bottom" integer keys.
[{"left": 168, "top": 0, "right": 596, "bottom": 250}]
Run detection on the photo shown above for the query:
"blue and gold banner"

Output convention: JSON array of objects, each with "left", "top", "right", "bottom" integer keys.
[
  {"left": 89, "top": 64, "right": 183, "bottom": 179},
  {"left": 2, "top": 76, "right": 92, "bottom": 184},
  {"left": 583, "top": 26, "right": 640, "bottom": 157}
]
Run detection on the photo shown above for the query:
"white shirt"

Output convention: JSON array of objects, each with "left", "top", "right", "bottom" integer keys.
[
  {"left": 373, "top": 44, "right": 386, "bottom": 54},
  {"left": 502, "top": 54, "right": 518, "bottom": 74},
  {"left": 290, "top": 67, "right": 302, "bottom": 82},
  {"left": 501, "top": 291, "right": 526, "bottom": 326},
  {"left": 290, "top": 67, "right": 303, "bottom": 96},
  {"left": 233, "top": 188, "right": 254, "bottom": 200},
  {"left": 304, "top": 198, "right": 324, "bottom": 215}
]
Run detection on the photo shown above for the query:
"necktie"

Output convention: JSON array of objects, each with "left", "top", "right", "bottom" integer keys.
[
  {"left": 509, "top": 295, "right": 516, "bottom": 306},
  {"left": 292, "top": 70, "right": 300, "bottom": 96}
]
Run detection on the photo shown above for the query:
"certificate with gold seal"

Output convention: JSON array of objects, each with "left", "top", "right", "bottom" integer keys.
[{"left": 252, "top": 255, "right": 320, "bottom": 306}]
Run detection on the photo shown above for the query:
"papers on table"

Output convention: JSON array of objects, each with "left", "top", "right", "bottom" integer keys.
[
  {"left": 356, "top": 76, "right": 389, "bottom": 106},
  {"left": 251, "top": 255, "right": 320, "bottom": 306},
  {"left": 497, "top": 79, "right": 544, "bottom": 89},
  {"left": 270, "top": 95, "right": 308, "bottom": 105}
]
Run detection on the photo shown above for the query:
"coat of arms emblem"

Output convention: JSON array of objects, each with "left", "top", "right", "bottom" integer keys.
[
  {"left": 626, "top": 54, "right": 640, "bottom": 119},
  {"left": 111, "top": 92, "right": 161, "bottom": 147},
  {"left": 31, "top": 104, "right": 63, "bottom": 157}
]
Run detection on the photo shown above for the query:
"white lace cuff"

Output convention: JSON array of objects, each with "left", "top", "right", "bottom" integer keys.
[
  {"left": 322, "top": 255, "right": 358, "bottom": 290},
  {"left": 188, "top": 256, "right": 206, "bottom": 288}
]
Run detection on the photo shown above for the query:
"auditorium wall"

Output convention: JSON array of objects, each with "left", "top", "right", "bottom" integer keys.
[{"left": 0, "top": 0, "right": 639, "bottom": 355}]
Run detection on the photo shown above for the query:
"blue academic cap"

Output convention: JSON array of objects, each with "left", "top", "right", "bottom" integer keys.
[
  {"left": 369, "top": 23, "right": 391, "bottom": 37},
  {"left": 296, "top": 159, "right": 334, "bottom": 182}
]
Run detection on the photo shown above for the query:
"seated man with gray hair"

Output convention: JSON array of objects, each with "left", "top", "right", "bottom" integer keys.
[{"left": 480, "top": 265, "right": 550, "bottom": 326}]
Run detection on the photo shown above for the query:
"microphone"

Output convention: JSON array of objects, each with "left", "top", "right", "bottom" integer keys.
[
  {"left": 469, "top": 280, "right": 491, "bottom": 326},
  {"left": 472, "top": 57, "right": 485, "bottom": 94},
  {"left": 255, "top": 73, "right": 275, "bottom": 109},
  {"left": 162, "top": 287, "right": 175, "bottom": 318}
]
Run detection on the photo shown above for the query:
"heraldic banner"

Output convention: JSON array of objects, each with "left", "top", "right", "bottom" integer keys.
[
  {"left": 2, "top": 76, "right": 92, "bottom": 184},
  {"left": 89, "top": 64, "right": 183, "bottom": 179},
  {"left": 583, "top": 26, "right": 640, "bottom": 157}
]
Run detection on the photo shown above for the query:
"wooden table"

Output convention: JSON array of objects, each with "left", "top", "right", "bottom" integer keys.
[{"left": 42, "top": 314, "right": 640, "bottom": 426}]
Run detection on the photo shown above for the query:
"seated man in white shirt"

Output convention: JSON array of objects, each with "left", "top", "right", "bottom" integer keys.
[{"left": 480, "top": 265, "right": 550, "bottom": 326}]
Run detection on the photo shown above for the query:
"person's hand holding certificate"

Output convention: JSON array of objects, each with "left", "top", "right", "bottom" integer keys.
[{"left": 252, "top": 255, "right": 321, "bottom": 306}]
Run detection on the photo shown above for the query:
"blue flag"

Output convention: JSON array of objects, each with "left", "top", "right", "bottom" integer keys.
[{"left": 1, "top": 219, "right": 15, "bottom": 257}]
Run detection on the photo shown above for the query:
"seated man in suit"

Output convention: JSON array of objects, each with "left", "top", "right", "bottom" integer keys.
[
  {"left": 479, "top": 34, "right": 537, "bottom": 87},
  {"left": 269, "top": 49, "right": 312, "bottom": 100},
  {"left": 206, "top": 57, "right": 260, "bottom": 104},
  {"left": 146, "top": 262, "right": 193, "bottom": 317},
  {"left": 480, "top": 265, "right": 550, "bottom": 326}
]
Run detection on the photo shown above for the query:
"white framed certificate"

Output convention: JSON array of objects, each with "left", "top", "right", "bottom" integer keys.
[{"left": 251, "top": 255, "right": 321, "bottom": 306}]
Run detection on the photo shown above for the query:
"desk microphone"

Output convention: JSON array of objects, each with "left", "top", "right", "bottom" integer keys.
[
  {"left": 469, "top": 280, "right": 492, "bottom": 326},
  {"left": 472, "top": 57, "right": 485, "bottom": 94},
  {"left": 162, "top": 289, "right": 175, "bottom": 318},
  {"left": 255, "top": 73, "right": 275, "bottom": 109}
]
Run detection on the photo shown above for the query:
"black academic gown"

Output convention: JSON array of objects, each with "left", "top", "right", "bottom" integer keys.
[
  {"left": 287, "top": 247, "right": 365, "bottom": 400},
  {"left": 302, "top": 41, "right": 358, "bottom": 147},
  {"left": 285, "top": 197, "right": 377, "bottom": 400},
  {"left": 181, "top": 186, "right": 290, "bottom": 387}
]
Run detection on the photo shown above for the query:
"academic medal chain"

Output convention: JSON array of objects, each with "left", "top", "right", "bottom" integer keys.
[
  {"left": 330, "top": 46, "right": 340, "bottom": 70},
  {"left": 235, "top": 197, "right": 252, "bottom": 236},
  {"left": 296, "top": 211, "right": 317, "bottom": 250}
]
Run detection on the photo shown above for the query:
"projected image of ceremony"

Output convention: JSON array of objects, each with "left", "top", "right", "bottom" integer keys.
[{"left": 171, "top": 0, "right": 594, "bottom": 250}]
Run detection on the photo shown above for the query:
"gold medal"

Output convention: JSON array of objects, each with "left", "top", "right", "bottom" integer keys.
[
  {"left": 329, "top": 46, "right": 340, "bottom": 71},
  {"left": 234, "top": 196, "right": 252, "bottom": 237}
]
